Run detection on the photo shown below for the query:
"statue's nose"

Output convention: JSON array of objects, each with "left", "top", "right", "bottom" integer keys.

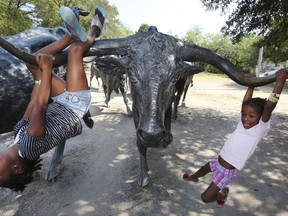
[{"left": 137, "top": 127, "right": 166, "bottom": 144}]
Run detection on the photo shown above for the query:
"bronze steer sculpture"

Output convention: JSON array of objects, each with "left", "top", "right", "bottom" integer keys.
[
  {"left": 0, "top": 26, "right": 275, "bottom": 186},
  {"left": 181, "top": 75, "right": 194, "bottom": 107},
  {"left": 172, "top": 74, "right": 194, "bottom": 120},
  {"left": 90, "top": 60, "right": 132, "bottom": 115}
]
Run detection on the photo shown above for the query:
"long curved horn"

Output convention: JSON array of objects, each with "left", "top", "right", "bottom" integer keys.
[
  {"left": 0, "top": 37, "right": 39, "bottom": 65},
  {"left": 179, "top": 42, "right": 276, "bottom": 87},
  {"left": 0, "top": 37, "right": 127, "bottom": 67},
  {"left": 89, "top": 38, "right": 128, "bottom": 56}
]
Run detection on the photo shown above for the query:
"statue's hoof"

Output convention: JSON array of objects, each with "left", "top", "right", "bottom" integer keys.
[
  {"left": 138, "top": 176, "right": 150, "bottom": 187},
  {"left": 163, "top": 133, "right": 173, "bottom": 148},
  {"left": 45, "top": 167, "right": 60, "bottom": 182}
]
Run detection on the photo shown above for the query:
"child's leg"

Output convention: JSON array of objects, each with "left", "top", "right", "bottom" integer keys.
[
  {"left": 64, "top": 39, "right": 92, "bottom": 92},
  {"left": 201, "top": 182, "right": 228, "bottom": 203},
  {"left": 22, "top": 34, "right": 74, "bottom": 120},
  {"left": 27, "top": 34, "right": 74, "bottom": 96},
  {"left": 198, "top": 158, "right": 233, "bottom": 203},
  {"left": 35, "top": 33, "right": 74, "bottom": 56},
  {"left": 188, "top": 162, "right": 211, "bottom": 182},
  {"left": 66, "top": 7, "right": 105, "bottom": 92},
  {"left": 186, "top": 162, "right": 226, "bottom": 203}
]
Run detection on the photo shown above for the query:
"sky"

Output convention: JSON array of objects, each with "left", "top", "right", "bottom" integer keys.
[{"left": 109, "top": 0, "right": 230, "bottom": 36}]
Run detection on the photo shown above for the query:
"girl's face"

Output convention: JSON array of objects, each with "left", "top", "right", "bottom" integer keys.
[{"left": 241, "top": 104, "right": 261, "bottom": 129}]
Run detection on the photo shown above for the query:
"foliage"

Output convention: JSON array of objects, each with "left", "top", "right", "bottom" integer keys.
[
  {"left": 0, "top": 0, "right": 33, "bottom": 36},
  {"left": 200, "top": 0, "right": 288, "bottom": 63},
  {"left": 136, "top": 24, "right": 150, "bottom": 33},
  {"left": 183, "top": 27, "right": 260, "bottom": 73},
  {"left": 184, "top": 26, "right": 203, "bottom": 44},
  {"left": 0, "top": 0, "right": 133, "bottom": 38}
]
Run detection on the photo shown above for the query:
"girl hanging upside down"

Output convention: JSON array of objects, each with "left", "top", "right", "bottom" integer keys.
[{"left": 0, "top": 5, "right": 106, "bottom": 192}]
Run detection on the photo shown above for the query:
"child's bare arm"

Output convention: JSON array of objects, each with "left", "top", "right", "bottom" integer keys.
[
  {"left": 28, "top": 54, "right": 54, "bottom": 137},
  {"left": 242, "top": 87, "right": 254, "bottom": 103},
  {"left": 262, "top": 69, "right": 287, "bottom": 122}
]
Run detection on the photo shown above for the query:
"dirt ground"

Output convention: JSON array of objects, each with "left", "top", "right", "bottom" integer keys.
[{"left": 0, "top": 72, "right": 287, "bottom": 216}]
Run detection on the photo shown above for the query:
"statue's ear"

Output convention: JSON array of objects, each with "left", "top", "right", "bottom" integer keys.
[
  {"left": 181, "top": 62, "right": 204, "bottom": 78},
  {"left": 94, "top": 56, "right": 128, "bottom": 76}
]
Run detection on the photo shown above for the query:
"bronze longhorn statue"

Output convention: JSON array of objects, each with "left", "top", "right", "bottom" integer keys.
[{"left": 0, "top": 26, "right": 275, "bottom": 186}]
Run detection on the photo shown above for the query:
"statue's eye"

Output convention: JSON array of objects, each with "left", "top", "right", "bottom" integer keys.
[{"left": 129, "top": 75, "right": 138, "bottom": 83}]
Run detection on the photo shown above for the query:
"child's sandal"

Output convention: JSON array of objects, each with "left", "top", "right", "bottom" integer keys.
[
  {"left": 216, "top": 187, "right": 229, "bottom": 207},
  {"left": 59, "top": 6, "right": 87, "bottom": 42},
  {"left": 91, "top": 5, "right": 106, "bottom": 37}
]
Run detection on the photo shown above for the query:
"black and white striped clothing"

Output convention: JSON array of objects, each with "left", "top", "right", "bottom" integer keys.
[{"left": 14, "top": 102, "right": 82, "bottom": 161}]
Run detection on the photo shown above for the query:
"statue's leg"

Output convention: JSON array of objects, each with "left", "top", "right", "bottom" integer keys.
[
  {"left": 137, "top": 140, "right": 150, "bottom": 186},
  {"left": 119, "top": 84, "right": 132, "bottom": 116},
  {"left": 45, "top": 141, "right": 66, "bottom": 181},
  {"left": 105, "top": 88, "right": 112, "bottom": 108},
  {"left": 181, "top": 84, "right": 189, "bottom": 107},
  {"left": 90, "top": 70, "right": 94, "bottom": 87},
  {"left": 164, "top": 105, "right": 173, "bottom": 147},
  {"left": 172, "top": 94, "right": 180, "bottom": 120},
  {"left": 96, "top": 76, "right": 101, "bottom": 87}
]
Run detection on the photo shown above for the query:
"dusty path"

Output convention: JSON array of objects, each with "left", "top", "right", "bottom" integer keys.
[{"left": 0, "top": 72, "right": 287, "bottom": 216}]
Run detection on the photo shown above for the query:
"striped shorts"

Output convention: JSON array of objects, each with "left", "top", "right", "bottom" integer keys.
[{"left": 209, "top": 158, "right": 237, "bottom": 190}]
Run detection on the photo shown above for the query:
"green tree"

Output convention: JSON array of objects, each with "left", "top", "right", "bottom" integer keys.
[
  {"left": 200, "top": 0, "right": 288, "bottom": 63},
  {"left": 136, "top": 24, "right": 150, "bottom": 33},
  {"left": 184, "top": 26, "right": 203, "bottom": 44},
  {"left": 0, "top": 0, "right": 133, "bottom": 38},
  {"left": 33, "top": 0, "right": 133, "bottom": 39},
  {"left": 0, "top": 0, "right": 34, "bottom": 36}
]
